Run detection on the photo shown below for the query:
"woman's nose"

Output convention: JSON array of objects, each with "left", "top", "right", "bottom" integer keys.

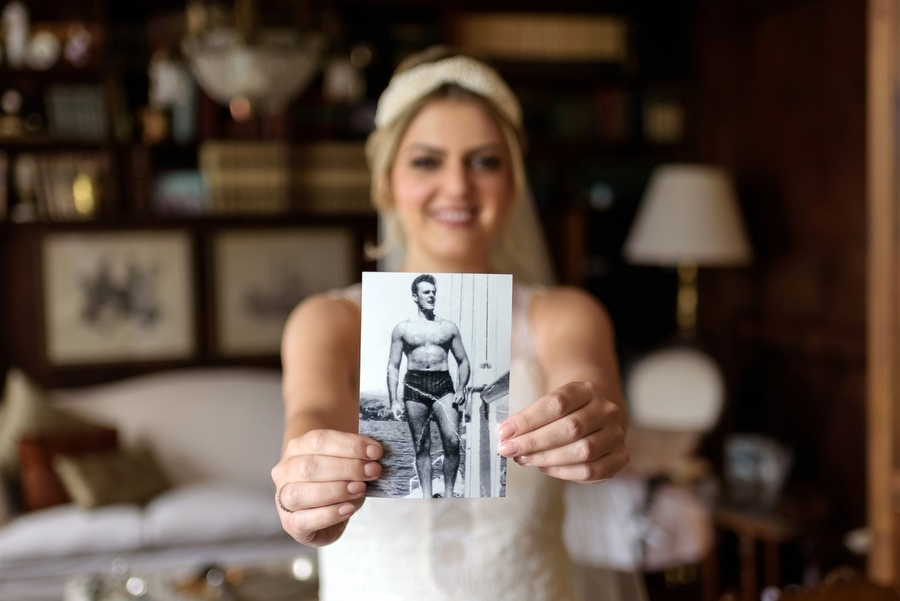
[{"left": 441, "top": 161, "right": 471, "bottom": 197}]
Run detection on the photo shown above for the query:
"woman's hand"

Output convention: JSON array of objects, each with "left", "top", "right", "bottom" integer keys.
[
  {"left": 271, "top": 429, "right": 383, "bottom": 547},
  {"left": 497, "top": 381, "right": 628, "bottom": 483}
]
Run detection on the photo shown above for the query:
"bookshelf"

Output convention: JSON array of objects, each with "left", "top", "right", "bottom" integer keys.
[
  {"left": 0, "top": 0, "right": 695, "bottom": 385},
  {"left": 1, "top": 1, "right": 692, "bottom": 222}
]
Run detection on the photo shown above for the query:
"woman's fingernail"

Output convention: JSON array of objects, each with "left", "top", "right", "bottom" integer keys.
[
  {"left": 365, "top": 445, "right": 381, "bottom": 459},
  {"left": 499, "top": 440, "right": 519, "bottom": 456},
  {"left": 514, "top": 455, "right": 530, "bottom": 466},
  {"left": 338, "top": 503, "right": 356, "bottom": 516},
  {"left": 363, "top": 461, "right": 380, "bottom": 478},
  {"left": 498, "top": 423, "right": 515, "bottom": 440},
  {"left": 347, "top": 481, "right": 366, "bottom": 495}
]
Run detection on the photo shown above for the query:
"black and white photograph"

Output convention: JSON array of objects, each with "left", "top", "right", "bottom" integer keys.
[
  {"left": 360, "top": 271, "right": 512, "bottom": 499},
  {"left": 211, "top": 227, "right": 356, "bottom": 357},
  {"left": 42, "top": 230, "right": 195, "bottom": 365}
]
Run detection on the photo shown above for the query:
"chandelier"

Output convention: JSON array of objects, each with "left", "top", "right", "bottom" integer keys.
[{"left": 181, "top": 0, "right": 325, "bottom": 119}]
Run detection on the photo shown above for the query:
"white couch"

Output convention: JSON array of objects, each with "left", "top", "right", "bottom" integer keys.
[{"left": 0, "top": 368, "right": 313, "bottom": 601}]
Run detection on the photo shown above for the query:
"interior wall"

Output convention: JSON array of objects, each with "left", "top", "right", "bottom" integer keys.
[{"left": 693, "top": 0, "right": 868, "bottom": 538}]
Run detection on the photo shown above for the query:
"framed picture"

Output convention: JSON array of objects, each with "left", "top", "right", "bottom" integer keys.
[
  {"left": 42, "top": 230, "right": 195, "bottom": 365},
  {"left": 211, "top": 227, "right": 357, "bottom": 357}
]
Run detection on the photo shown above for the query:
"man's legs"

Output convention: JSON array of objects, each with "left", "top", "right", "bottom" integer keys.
[
  {"left": 432, "top": 392, "right": 462, "bottom": 498},
  {"left": 405, "top": 400, "right": 433, "bottom": 497}
]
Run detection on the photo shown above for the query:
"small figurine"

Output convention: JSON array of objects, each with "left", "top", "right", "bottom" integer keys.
[
  {"left": 64, "top": 22, "right": 92, "bottom": 67},
  {"left": 2, "top": 1, "right": 30, "bottom": 69},
  {"left": 0, "top": 89, "right": 24, "bottom": 137},
  {"left": 11, "top": 152, "right": 37, "bottom": 223}
]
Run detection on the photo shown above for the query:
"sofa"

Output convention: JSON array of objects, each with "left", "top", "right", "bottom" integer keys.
[
  {"left": 0, "top": 361, "right": 717, "bottom": 601},
  {"left": 0, "top": 367, "right": 315, "bottom": 601}
]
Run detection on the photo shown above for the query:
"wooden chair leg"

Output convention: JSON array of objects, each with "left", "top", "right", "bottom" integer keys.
[{"left": 738, "top": 535, "right": 758, "bottom": 601}]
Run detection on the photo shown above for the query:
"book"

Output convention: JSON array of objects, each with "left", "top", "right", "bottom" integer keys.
[
  {"left": 292, "top": 141, "right": 372, "bottom": 214},
  {"left": 200, "top": 140, "right": 291, "bottom": 215},
  {"left": 454, "top": 13, "right": 628, "bottom": 63}
]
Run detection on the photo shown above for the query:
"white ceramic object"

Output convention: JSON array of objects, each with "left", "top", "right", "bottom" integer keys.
[{"left": 626, "top": 345, "right": 724, "bottom": 432}]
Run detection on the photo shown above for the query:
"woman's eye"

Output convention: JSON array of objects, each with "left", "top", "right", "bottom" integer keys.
[
  {"left": 471, "top": 155, "right": 502, "bottom": 170},
  {"left": 411, "top": 156, "right": 439, "bottom": 169}
]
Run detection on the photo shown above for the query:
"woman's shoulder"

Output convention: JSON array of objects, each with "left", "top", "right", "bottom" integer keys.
[
  {"left": 530, "top": 285, "right": 608, "bottom": 312},
  {"left": 329, "top": 282, "right": 362, "bottom": 303},
  {"left": 528, "top": 285, "right": 613, "bottom": 338},
  {"left": 283, "top": 288, "right": 361, "bottom": 343}
]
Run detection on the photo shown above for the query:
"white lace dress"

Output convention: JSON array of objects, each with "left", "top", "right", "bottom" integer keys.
[{"left": 318, "top": 284, "right": 578, "bottom": 601}]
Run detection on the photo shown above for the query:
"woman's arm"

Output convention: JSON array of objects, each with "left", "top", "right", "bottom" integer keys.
[
  {"left": 280, "top": 294, "right": 362, "bottom": 443},
  {"left": 497, "top": 287, "right": 629, "bottom": 483},
  {"left": 272, "top": 294, "right": 383, "bottom": 547}
]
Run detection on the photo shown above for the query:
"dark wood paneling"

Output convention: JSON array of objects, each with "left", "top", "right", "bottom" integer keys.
[{"left": 693, "top": 0, "right": 867, "bottom": 537}]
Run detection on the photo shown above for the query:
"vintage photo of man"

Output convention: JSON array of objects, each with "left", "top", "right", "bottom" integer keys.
[
  {"left": 387, "top": 274, "right": 470, "bottom": 498},
  {"left": 359, "top": 272, "right": 512, "bottom": 499}
]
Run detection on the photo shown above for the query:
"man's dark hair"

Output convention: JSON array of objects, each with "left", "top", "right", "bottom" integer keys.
[{"left": 411, "top": 274, "right": 436, "bottom": 296}]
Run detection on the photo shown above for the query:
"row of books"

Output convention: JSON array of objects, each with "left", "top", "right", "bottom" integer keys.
[
  {"left": 293, "top": 142, "right": 371, "bottom": 214},
  {"left": 454, "top": 13, "right": 629, "bottom": 63},
  {"left": 36, "top": 153, "right": 108, "bottom": 221},
  {"left": 520, "top": 90, "right": 684, "bottom": 145},
  {"left": 198, "top": 140, "right": 372, "bottom": 216},
  {"left": 2, "top": 152, "right": 108, "bottom": 222},
  {"left": 522, "top": 89, "right": 632, "bottom": 141},
  {"left": 200, "top": 141, "right": 291, "bottom": 215},
  {"left": 45, "top": 85, "right": 108, "bottom": 142}
]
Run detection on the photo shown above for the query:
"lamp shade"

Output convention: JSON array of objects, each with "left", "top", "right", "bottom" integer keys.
[{"left": 623, "top": 164, "right": 752, "bottom": 266}]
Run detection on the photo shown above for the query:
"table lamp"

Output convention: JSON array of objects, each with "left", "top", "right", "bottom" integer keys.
[{"left": 623, "top": 163, "right": 752, "bottom": 337}]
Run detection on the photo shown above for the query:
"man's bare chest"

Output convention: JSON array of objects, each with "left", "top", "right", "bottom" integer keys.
[{"left": 402, "top": 321, "right": 453, "bottom": 348}]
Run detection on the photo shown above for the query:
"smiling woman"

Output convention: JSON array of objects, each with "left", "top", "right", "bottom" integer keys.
[{"left": 271, "top": 46, "right": 631, "bottom": 601}]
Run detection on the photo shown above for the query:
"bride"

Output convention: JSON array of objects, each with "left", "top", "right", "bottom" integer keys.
[{"left": 271, "top": 46, "right": 629, "bottom": 600}]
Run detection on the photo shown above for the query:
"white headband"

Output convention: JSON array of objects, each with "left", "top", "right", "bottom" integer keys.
[{"left": 374, "top": 56, "right": 522, "bottom": 129}]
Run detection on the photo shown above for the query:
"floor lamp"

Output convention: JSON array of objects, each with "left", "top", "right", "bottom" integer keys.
[
  {"left": 623, "top": 163, "right": 752, "bottom": 338},
  {"left": 609, "top": 164, "right": 753, "bottom": 591}
]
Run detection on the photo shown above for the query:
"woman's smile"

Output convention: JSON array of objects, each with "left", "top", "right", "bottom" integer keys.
[{"left": 429, "top": 205, "right": 477, "bottom": 227}]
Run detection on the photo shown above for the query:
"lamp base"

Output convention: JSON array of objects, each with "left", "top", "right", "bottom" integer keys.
[{"left": 676, "top": 262, "right": 698, "bottom": 337}]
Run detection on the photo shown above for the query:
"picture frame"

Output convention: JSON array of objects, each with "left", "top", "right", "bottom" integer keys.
[
  {"left": 210, "top": 227, "right": 357, "bottom": 357},
  {"left": 42, "top": 229, "right": 195, "bottom": 365}
]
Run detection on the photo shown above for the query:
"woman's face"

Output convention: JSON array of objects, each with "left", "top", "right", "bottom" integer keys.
[{"left": 389, "top": 97, "right": 514, "bottom": 268}]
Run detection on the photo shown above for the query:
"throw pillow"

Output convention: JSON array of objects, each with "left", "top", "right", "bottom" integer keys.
[
  {"left": 53, "top": 447, "right": 171, "bottom": 510},
  {"left": 0, "top": 369, "right": 102, "bottom": 482},
  {"left": 17, "top": 427, "right": 119, "bottom": 512}
]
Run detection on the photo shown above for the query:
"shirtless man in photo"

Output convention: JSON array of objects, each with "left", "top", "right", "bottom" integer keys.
[{"left": 387, "top": 274, "right": 470, "bottom": 498}]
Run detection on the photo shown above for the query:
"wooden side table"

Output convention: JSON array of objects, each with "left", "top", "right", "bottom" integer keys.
[{"left": 713, "top": 503, "right": 802, "bottom": 601}]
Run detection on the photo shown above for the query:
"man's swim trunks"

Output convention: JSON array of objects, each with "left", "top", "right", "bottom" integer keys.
[{"left": 403, "top": 370, "right": 454, "bottom": 403}]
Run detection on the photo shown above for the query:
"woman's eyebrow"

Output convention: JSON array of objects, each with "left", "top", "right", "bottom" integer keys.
[
  {"left": 404, "top": 143, "right": 445, "bottom": 155},
  {"left": 464, "top": 143, "right": 503, "bottom": 157},
  {"left": 404, "top": 142, "right": 503, "bottom": 156}
]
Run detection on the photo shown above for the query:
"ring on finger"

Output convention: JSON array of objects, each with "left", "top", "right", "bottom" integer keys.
[{"left": 277, "top": 483, "right": 294, "bottom": 514}]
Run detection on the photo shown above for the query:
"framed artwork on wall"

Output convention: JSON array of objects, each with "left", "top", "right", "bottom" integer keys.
[
  {"left": 210, "top": 227, "right": 357, "bottom": 357},
  {"left": 42, "top": 230, "right": 195, "bottom": 365}
]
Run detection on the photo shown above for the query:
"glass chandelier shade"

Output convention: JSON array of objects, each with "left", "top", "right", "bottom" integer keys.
[{"left": 181, "top": 1, "right": 325, "bottom": 117}]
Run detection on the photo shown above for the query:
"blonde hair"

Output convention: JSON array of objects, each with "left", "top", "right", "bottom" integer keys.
[{"left": 364, "top": 47, "right": 531, "bottom": 265}]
